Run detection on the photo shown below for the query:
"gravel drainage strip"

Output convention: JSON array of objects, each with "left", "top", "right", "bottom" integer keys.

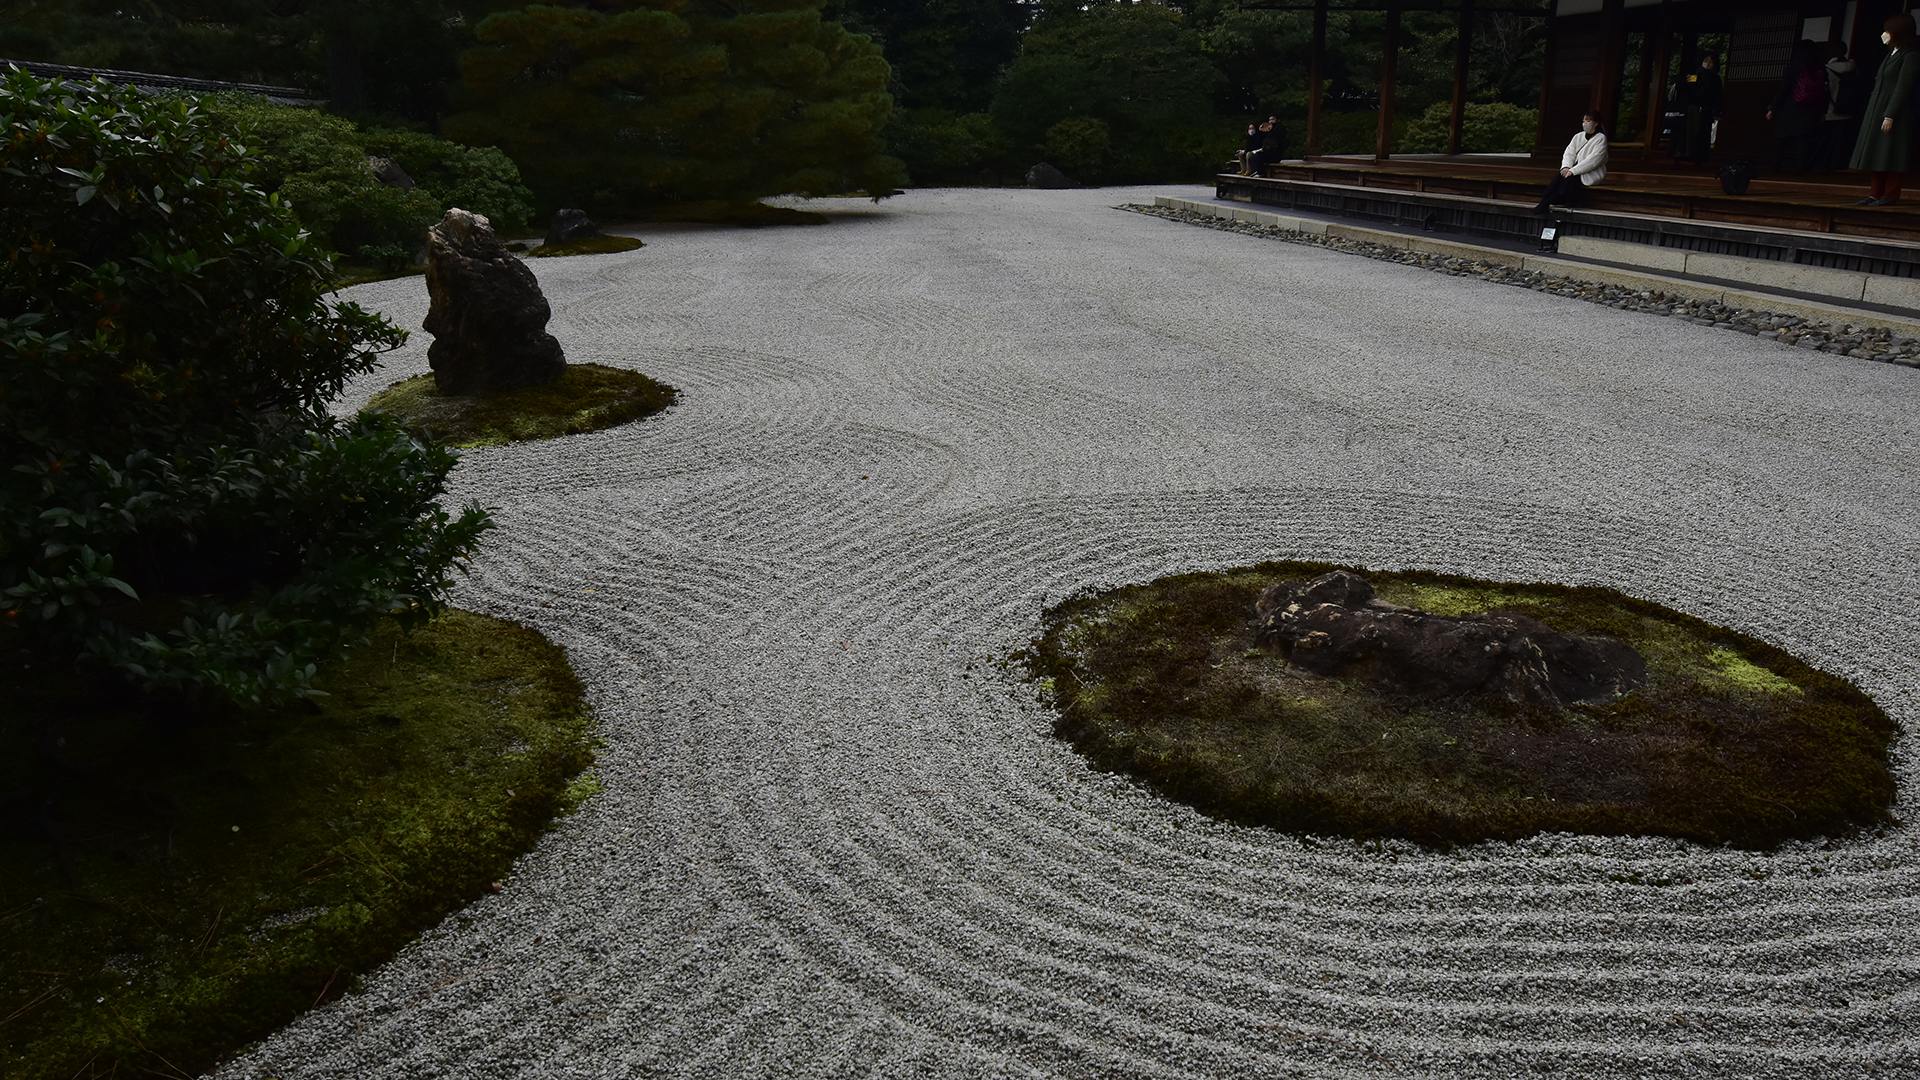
[{"left": 1121, "top": 202, "right": 1920, "bottom": 367}]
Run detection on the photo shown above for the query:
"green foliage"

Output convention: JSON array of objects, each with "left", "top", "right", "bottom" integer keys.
[
  {"left": 0, "top": 609, "right": 595, "bottom": 1077},
  {"left": 883, "top": 107, "right": 1011, "bottom": 184},
  {"left": 821, "top": 0, "right": 1029, "bottom": 112},
  {"left": 1028, "top": 562, "right": 1895, "bottom": 848},
  {"left": 0, "top": 69, "right": 492, "bottom": 703},
  {"left": 1400, "top": 99, "right": 1539, "bottom": 153},
  {"left": 201, "top": 94, "right": 535, "bottom": 262},
  {"left": 367, "top": 364, "right": 678, "bottom": 449},
  {"left": 359, "top": 129, "right": 537, "bottom": 233},
  {"left": 0, "top": 0, "right": 483, "bottom": 124},
  {"left": 450, "top": 0, "right": 906, "bottom": 210},
  {"left": 991, "top": 1, "right": 1225, "bottom": 183}
]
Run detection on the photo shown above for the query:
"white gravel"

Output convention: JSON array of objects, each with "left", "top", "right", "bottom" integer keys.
[{"left": 215, "top": 186, "right": 1920, "bottom": 1079}]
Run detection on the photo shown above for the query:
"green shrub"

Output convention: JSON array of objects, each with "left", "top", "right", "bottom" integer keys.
[
  {"left": 990, "top": 2, "right": 1224, "bottom": 183},
  {"left": 885, "top": 108, "right": 1012, "bottom": 185},
  {"left": 1399, "top": 100, "right": 1540, "bottom": 154},
  {"left": 0, "top": 68, "right": 492, "bottom": 704},
  {"left": 359, "top": 129, "right": 536, "bottom": 233},
  {"left": 449, "top": 0, "right": 905, "bottom": 210},
  {"left": 200, "top": 94, "right": 536, "bottom": 262}
]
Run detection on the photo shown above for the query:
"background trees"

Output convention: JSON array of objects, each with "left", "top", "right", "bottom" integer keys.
[
  {"left": 991, "top": 2, "right": 1223, "bottom": 183},
  {"left": 0, "top": 69, "right": 491, "bottom": 703},
  {"left": 447, "top": 0, "right": 904, "bottom": 208},
  {"left": 1, "top": 0, "right": 1550, "bottom": 200}
]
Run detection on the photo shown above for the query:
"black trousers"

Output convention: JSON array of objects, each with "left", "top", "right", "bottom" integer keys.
[{"left": 1534, "top": 172, "right": 1585, "bottom": 213}]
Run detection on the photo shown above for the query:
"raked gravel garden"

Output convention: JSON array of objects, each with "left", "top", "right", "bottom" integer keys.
[{"left": 216, "top": 186, "right": 1920, "bottom": 1080}]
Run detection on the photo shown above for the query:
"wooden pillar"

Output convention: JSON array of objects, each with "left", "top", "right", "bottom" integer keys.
[
  {"left": 1534, "top": 7, "right": 1558, "bottom": 155},
  {"left": 1592, "top": 0, "right": 1628, "bottom": 134},
  {"left": 1640, "top": 0, "right": 1673, "bottom": 150},
  {"left": 1448, "top": 0, "right": 1475, "bottom": 155},
  {"left": 1307, "top": 0, "right": 1328, "bottom": 157},
  {"left": 1376, "top": 0, "right": 1401, "bottom": 162}
]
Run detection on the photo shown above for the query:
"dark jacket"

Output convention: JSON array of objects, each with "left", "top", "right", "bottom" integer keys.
[
  {"left": 1771, "top": 57, "right": 1828, "bottom": 137},
  {"left": 1851, "top": 47, "right": 1918, "bottom": 173},
  {"left": 1675, "top": 64, "right": 1724, "bottom": 115},
  {"left": 1260, "top": 124, "right": 1287, "bottom": 160}
]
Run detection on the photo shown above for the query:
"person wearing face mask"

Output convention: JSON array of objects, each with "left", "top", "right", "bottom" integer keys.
[
  {"left": 1533, "top": 111, "right": 1609, "bottom": 215},
  {"left": 1850, "top": 14, "right": 1919, "bottom": 205}
]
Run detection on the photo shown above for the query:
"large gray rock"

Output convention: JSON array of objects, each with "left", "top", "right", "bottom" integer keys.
[
  {"left": 1025, "top": 162, "right": 1080, "bottom": 189},
  {"left": 545, "top": 208, "right": 603, "bottom": 248},
  {"left": 423, "top": 209, "right": 566, "bottom": 395},
  {"left": 366, "top": 156, "right": 415, "bottom": 190},
  {"left": 1254, "top": 571, "right": 1646, "bottom": 709}
]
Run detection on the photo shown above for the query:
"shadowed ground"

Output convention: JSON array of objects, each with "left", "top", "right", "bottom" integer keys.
[{"left": 219, "top": 187, "right": 1920, "bottom": 1079}]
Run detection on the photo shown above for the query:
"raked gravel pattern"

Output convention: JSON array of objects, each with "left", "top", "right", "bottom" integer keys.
[{"left": 217, "top": 185, "right": 1920, "bottom": 1080}]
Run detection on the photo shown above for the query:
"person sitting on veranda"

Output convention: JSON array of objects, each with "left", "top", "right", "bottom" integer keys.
[
  {"left": 1534, "top": 111, "right": 1609, "bottom": 215},
  {"left": 1237, "top": 117, "right": 1280, "bottom": 176},
  {"left": 1236, "top": 121, "right": 1263, "bottom": 175}
]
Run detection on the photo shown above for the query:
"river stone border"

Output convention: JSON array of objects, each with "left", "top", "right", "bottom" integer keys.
[{"left": 1121, "top": 202, "right": 1920, "bottom": 367}]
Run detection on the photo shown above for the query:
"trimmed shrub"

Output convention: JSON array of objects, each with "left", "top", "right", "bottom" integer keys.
[
  {"left": 1400, "top": 100, "right": 1539, "bottom": 154},
  {"left": 201, "top": 94, "right": 536, "bottom": 262},
  {"left": 0, "top": 68, "right": 492, "bottom": 704}
]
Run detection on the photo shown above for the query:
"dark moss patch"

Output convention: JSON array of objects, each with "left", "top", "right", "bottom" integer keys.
[
  {"left": 329, "top": 263, "right": 425, "bottom": 288},
  {"left": 631, "top": 200, "right": 828, "bottom": 227},
  {"left": 365, "top": 362, "right": 677, "bottom": 449},
  {"left": 529, "top": 235, "right": 646, "bottom": 258},
  {"left": 0, "top": 610, "right": 595, "bottom": 1078},
  {"left": 1027, "top": 562, "right": 1895, "bottom": 848}
]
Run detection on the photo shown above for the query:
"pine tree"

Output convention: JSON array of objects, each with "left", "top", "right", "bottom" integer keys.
[{"left": 448, "top": 0, "right": 904, "bottom": 208}]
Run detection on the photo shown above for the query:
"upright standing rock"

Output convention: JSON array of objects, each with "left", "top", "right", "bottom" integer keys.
[{"left": 423, "top": 208, "right": 566, "bottom": 395}]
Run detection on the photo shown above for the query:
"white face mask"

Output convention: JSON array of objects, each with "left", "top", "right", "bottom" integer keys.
[
  {"left": 1582, "top": 120, "right": 1598, "bottom": 135},
  {"left": 1885, "top": 31, "right": 1894, "bottom": 45}
]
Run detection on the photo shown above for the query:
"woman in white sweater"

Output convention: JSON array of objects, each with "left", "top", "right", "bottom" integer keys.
[{"left": 1533, "top": 112, "right": 1609, "bottom": 215}]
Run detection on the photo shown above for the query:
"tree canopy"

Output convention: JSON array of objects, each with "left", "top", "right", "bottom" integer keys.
[{"left": 448, "top": 0, "right": 904, "bottom": 208}]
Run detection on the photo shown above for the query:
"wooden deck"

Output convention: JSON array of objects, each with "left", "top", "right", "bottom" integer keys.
[{"left": 1260, "top": 156, "right": 1920, "bottom": 245}]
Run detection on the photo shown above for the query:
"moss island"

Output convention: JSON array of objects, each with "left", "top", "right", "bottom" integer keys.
[
  {"left": 0, "top": 611, "right": 596, "bottom": 1076},
  {"left": 367, "top": 362, "right": 677, "bottom": 449},
  {"left": 1027, "top": 562, "right": 1894, "bottom": 848}
]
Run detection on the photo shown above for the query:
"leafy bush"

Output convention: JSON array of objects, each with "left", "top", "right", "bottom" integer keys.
[
  {"left": 990, "top": 2, "right": 1224, "bottom": 183},
  {"left": 1399, "top": 100, "right": 1540, "bottom": 154},
  {"left": 201, "top": 94, "right": 536, "bottom": 262},
  {"left": 359, "top": 129, "right": 536, "bottom": 234},
  {"left": 450, "top": 0, "right": 906, "bottom": 210},
  {"left": 884, "top": 108, "right": 1012, "bottom": 185},
  {"left": 0, "top": 68, "right": 492, "bottom": 704}
]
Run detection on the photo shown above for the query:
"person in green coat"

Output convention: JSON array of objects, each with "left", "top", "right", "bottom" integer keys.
[{"left": 1850, "top": 14, "right": 1918, "bottom": 205}]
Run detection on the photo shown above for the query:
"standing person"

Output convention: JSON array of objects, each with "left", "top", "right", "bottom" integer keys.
[
  {"left": 1767, "top": 39, "right": 1829, "bottom": 173},
  {"left": 1822, "top": 41, "right": 1867, "bottom": 171},
  {"left": 1671, "top": 52, "right": 1724, "bottom": 164},
  {"left": 1851, "top": 14, "right": 1919, "bottom": 205},
  {"left": 1533, "top": 111, "right": 1608, "bottom": 214}
]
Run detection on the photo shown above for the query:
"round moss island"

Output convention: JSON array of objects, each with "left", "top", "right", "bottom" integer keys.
[
  {"left": 366, "top": 362, "right": 677, "bottom": 448},
  {"left": 1027, "top": 562, "right": 1895, "bottom": 848},
  {"left": 0, "top": 610, "right": 597, "bottom": 1077}
]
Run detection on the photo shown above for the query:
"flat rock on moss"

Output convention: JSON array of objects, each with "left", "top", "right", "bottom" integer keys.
[{"left": 1256, "top": 570, "right": 1647, "bottom": 707}]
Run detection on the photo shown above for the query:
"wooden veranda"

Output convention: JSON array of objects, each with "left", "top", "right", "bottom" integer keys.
[{"left": 1252, "top": 0, "right": 1920, "bottom": 167}]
